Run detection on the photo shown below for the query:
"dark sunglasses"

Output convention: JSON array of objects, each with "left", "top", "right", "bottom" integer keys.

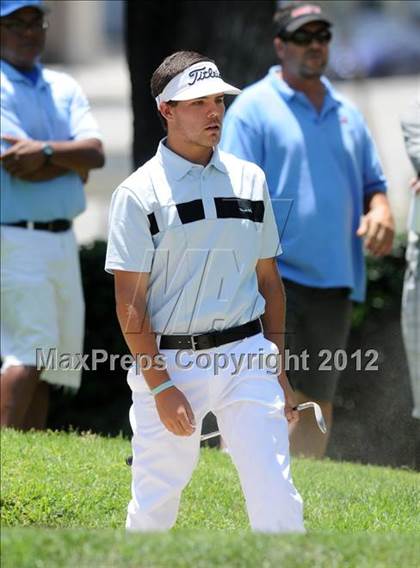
[
  {"left": 0, "top": 18, "right": 48, "bottom": 34},
  {"left": 282, "top": 28, "right": 332, "bottom": 46}
]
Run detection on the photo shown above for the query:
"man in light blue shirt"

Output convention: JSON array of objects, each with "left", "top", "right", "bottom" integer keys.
[
  {"left": 0, "top": 0, "right": 104, "bottom": 430},
  {"left": 221, "top": 2, "right": 395, "bottom": 458}
]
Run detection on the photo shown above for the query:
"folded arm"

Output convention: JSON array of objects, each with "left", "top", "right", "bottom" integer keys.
[{"left": 0, "top": 135, "right": 104, "bottom": 182}]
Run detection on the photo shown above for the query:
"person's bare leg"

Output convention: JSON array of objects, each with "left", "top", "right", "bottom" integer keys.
[
  {"left": 22, "top": 380, "right": 50, "bottom": 430},
  {"left": 289, "top": 389, "right": 332, "bottom": 459},
  {"left": 0, "top": 365, "right": 42, "bottom": 430}
]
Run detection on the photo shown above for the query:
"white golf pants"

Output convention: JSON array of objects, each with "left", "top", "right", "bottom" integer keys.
[{"left": 126, "top": 332, "right": 304, "bottom": 533}]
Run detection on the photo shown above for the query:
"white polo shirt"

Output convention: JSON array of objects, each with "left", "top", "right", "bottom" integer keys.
[{"left": 105, "top": 140, "right": 281, "bottom": 335}]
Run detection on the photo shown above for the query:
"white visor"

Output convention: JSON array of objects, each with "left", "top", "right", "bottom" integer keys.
[{"left": 155, "top": 61, "right": 241, "bottom": 107}]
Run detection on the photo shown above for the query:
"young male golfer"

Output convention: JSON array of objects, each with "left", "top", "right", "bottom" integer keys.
[{"left": 105, "top": 51, "right": 304, "bottom": 533}]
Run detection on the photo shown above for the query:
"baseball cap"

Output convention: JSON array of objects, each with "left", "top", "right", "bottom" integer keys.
[
  {"left": 274, "top": 3, "right": 332, "bottom": 37},
  {"left": 155, "top": 61, "right": 241, "bottom": 106},
  {"left": 0, "top": 0, "right": 47, "bottom": 17}
]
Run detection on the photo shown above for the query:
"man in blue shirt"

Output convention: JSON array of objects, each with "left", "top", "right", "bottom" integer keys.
[
  {"left": 0, "top": 0, "right": 104, "bottom": 430},
  {"left": 221, "top": 2, "right": 395, "bottom": 458}
]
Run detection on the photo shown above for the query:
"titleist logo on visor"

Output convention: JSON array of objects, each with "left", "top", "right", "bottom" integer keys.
[
  {"left": 187, "top": 66, "right": 221, "bottom": 86},
  {"left": 154, "top": 61, "right": 240, "bottom": 105}
]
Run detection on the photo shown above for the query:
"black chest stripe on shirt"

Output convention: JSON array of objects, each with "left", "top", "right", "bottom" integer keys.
[
  {"left": 176, "top": 199, "right": 206, "bottom": 224},
  {"left": 147, "top": 212, "right": 159, "bottom": 236},
  {"left": 214, "top": 197, "right": 264, "bottom": 223},
  {"left": 148, "top": 197, "right": 264, "bottom": 236}
]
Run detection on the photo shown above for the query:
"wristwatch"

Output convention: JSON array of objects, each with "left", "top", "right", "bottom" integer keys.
[{"left": 42, "top": 143, "right": 54, "bottom": 163}]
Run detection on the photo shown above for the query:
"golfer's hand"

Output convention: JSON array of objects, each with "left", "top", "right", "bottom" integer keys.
[
  {"left": 356, "top": 206, "right": 394, "bottom": 257},
  {"left": 279, "top": 372, "right": 299, "bottom": 425},
  {"left": 1, "top": 135, "right": 45, "bottom": 177},
  {"left": 155, "top": 386, "right": 196, "bottom": 436},
  {"left": 410, "top": 177, "right": 420, "bottom": 194}
]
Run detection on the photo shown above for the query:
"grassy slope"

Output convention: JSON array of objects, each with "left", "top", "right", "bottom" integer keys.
[
  {"left": 3, "top": 530, "right": 420, "bottom": 568},
  {"left": 1, "top": 430, "right": 419, "bottom": 567}
]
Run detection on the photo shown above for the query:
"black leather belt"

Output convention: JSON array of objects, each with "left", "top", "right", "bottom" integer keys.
[
  {"left": 2, "top": 220, "right": 72, "bottom": 233},
  {"left": 159, "top": 319, "right": 262, "bottom": 351}
]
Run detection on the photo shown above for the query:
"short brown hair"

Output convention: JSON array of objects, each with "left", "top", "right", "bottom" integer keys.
[{"left": 151, "top": 51, "right": 215, "bottom": 130}]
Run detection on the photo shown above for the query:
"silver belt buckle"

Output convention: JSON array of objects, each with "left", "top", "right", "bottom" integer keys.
[
  {"left": 27, "top": 221, "right": 34, "bottom": 230},
  {"left": 191, "top": 335, "right": 199, "bottom": 351}
]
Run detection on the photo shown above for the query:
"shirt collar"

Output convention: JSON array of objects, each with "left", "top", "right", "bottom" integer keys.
[
  {"left": 157, "top": 138, "right": 228, "bottom": 180},
  {"left": 0, "top": 59, "right": 47, "bottom": 88},
  {"left": 210, "top": 145, "right": 228, "bottom": 174},
  {"left": 267, "top": 65, "right": 343, "bottom": 108},
  {"left": 268, "top": 66, "right": 295, "bottom": 101}
]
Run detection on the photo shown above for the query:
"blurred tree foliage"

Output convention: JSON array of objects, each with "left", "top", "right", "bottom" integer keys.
[
  {"left": 125, "top": 0, "right": 277, "bottom": 167},
  {"left": 352, "top": 237, "right": 406, "bottom": 328},
  {"left": 48, "top": 241, "right": 131, "bottom": 436}
]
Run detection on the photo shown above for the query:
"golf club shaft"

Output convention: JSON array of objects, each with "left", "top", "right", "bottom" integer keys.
[{"left": 201, "top": 402, "right": 327, "bottom": 441}]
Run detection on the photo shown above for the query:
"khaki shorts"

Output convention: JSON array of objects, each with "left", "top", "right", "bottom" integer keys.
[{"left": 1, "top": 225, "right": 84, "bottom": 389}]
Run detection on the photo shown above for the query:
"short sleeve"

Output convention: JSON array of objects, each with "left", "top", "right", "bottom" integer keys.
[
  {"left": 260, "top": 179, "right": 282, "bottom": 259},
  {"left": 0, "top": 87, "right": 28, "bottom": 153},
  {"left": 361, "top": 122, "right": 387, "bottom": 195},
  {"left": 105, "top": 187, "right": 155, "bottom": 274},
  {"left": 69, "top": 80, "right": 101, "bottom": 141}
]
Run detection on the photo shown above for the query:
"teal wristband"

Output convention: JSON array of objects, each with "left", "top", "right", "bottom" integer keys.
[{"left": 151, "top": 380, "right": 175, "bottom": 396}]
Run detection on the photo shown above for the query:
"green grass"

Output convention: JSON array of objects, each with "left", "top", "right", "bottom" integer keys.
[
  {"left": 3, "top": 530, "right": 420, "bottom": 568},
  {"left": 1, "top": 430, "right": 419, "bottom": 567}
]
